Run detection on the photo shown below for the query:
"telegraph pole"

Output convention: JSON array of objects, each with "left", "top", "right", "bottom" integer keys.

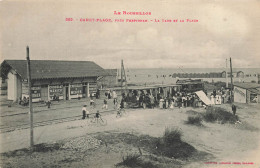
[
  {"left": 230, "top": 57, "right": 233, "bottom": 103},
  {"left": 122, "top": 61, "right": 127, "bottom": 90},
  {"left": 120, "top": 60, "right": 128, "bottom": 96},
  {"left": 121, "top": 60, "right": 123, "bottom": 95},
  {"left": 26, "top": 46, "right": 34, "bottom": 149},
  {"left": 226, "top": 59, "right": 228, "bottom": 88}
]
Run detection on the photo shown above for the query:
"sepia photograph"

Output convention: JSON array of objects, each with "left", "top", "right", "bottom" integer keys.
[{"left": 0, "top": 0, "right": 260, "bottom": 167}]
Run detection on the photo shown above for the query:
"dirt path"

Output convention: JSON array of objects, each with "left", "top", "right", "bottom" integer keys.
[{"left": 1, "top": 104, "right": 260, "bottom": 167}]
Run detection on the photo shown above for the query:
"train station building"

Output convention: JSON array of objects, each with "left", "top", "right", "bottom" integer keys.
[{"left": 0, "top": 60, "right": 109, "bottom": 102}]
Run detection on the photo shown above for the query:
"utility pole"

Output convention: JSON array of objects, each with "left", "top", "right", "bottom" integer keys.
[
  {"left": 26, "top": 46, "right": 34, "bottom": 149},
  {"left": 226, "top": 58, "right": 228, "bottom": 88},
  {"left": 121, "top": 60, "right": 123, "bottom": 96},
  {"left": 122, "top": 62, "right": 127, "bottom": 90},
  {"left": 120, "top": 60, "right": 128, "bottom": 96},
  {"left": 230, "top": 57, "right": 233, "bottom": 103}
]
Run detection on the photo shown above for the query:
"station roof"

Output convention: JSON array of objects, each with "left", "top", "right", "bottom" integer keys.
[
  {"left": 151, "top": 84, "right": 181, "bottom": 87},
  {"left": 176, "top": 79, "right": 203, "bottom": 84},
  {"left": 107, "top": 85, "right": 159, "bottom": 91},
  {"left": 107, "top": 84, "right": 181, "bottom": 91},
  {"left": 1, "top": 60, "right": 109, "bottom": 80},
  {"left": 248, "top": 88, "right": 260, "bottom": 95},
  {"left": 233, "top": 82, "right": 260, "bottom": 89},
  {"left": 234, "top": 82, "right": 260, "bottom": 95}
]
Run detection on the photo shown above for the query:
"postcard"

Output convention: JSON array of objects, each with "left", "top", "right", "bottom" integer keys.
[{"left": 0, "top": 0, "right": 260, "bottom": 167}]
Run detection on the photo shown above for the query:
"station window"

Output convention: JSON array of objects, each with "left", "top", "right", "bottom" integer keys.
[{"left": 250, "top": 94, "right": 258, "bottom": 103}]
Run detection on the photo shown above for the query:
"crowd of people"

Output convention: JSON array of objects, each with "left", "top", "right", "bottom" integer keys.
[
  {"left": 24, "top": 87, "right": 234, "bottom": 121},
  {"left": 100, "top": 87, "right": 234, "bottom": 111},
  {"left": 16, "top": 85, "right": 236, "bottom": 120},
  {"left": 18, "top": 94, "right": 61, "bottom": 108},
  {"left": 18, "top": 96, "right": 30, "bottom": 106},
  {"left": 210, "top": 87, "right": 232, "bottom": 105},
  {"left": 81, "top": 88, "right": 208, "bottom": 120},
  {"left": 119, "top": 89, "right": 206, "bottom": 109}
]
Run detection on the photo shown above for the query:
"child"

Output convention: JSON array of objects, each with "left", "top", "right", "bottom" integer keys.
[
  {"left": 46, "top": 100, "right": 51, "bottom": 108},
  {"left": 102, "top": 99, "right": 108, "bottom": 109},
  {"left": 232, "top": 104, "right": 237, "bottom": 115},
  {"left": 18, "top": 97, "right": 22, "bottom": 105},
  {"left": 90, "top": 97, "right": 95, "bottom": 106},
  {"left": 95, "top": 110, "right": 101, "bottom": 123},
  {"left": 86, "top": 108, "right": 90, "bottom": 118},
  {"left": 116, "top": 106, "right": 122, "bottom": 117},
  {"left": 117, "top": 100, "right": 125, "bottom": 117},
  {"left": 96, "top": 110, "right": 101, "bottom": 118},
  {"left": 82, "top": 105, "right": 87, "bottom": 119},
  {"left": 120, "top": 99, "right": 124, "bottom": 109},
  {"left": 113, "top": 98, "right": 118, "bottom": 109}
]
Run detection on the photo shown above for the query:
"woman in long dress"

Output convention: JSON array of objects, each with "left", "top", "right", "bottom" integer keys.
[
  {"left": 210, "top": 94, "right": 215, "bottom": 105},
  {"left": 169, "top": 99, "right": 174, "bottom": 109},
  {"left": 159, "top": 98, "right": 164, "bottom": 109},
  {"left": 215, "top": 95, "right": 220, "bottom": 105},
  {"left": 216, "top": 95, "right": 221, "bottom": 105}
]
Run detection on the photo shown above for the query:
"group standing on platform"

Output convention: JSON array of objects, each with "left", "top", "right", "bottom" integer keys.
[
  {"left": 210, "top": 87, "right": 232, "bottom": 105},
  {"left": 47, "top": 87, "right": 234, "bottom": 120},
  {"left": 119, "top": 89, "right": 207, "bottom": 110}
]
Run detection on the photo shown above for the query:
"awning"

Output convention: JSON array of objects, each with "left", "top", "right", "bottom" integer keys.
[{"left": 195, "top": 90, "right": 213, "bottom": 105}]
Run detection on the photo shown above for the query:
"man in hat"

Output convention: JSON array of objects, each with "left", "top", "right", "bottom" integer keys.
[
  {"left": 82, "top": 105, "right": 88, "bottom": 119},
  {"left": 232, "top": 104, "right": 237, "bottom": 116}
]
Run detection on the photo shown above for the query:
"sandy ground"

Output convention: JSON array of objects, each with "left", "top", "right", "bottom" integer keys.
[
  {"left": 0, "top": 103, "right": 260, "bottom": 168},
  {"left": 0, "top": 96, "right": 117, "bottom": 129}
]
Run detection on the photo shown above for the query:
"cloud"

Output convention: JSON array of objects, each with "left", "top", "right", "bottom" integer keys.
[{"left": 198, "top": 4, "right": 249, "bottom": 37}]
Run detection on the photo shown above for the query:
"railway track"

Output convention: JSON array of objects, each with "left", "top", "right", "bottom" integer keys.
[
  {"left": 0, "top": 101, "right": 108, "bottom": 118},
  {"left": 0, "top": 108, "right": 138, "bottom": 134},
  {"left": 0, "top": 115, "right": 81, "bottom": 133},
  {"left": 0, "top": 104, "right": 86, "bottom": 117}
]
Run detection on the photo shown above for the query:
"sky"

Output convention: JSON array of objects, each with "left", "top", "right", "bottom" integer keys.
[{"left": 0, "top": 0, "right": 260, "bottom": 69}]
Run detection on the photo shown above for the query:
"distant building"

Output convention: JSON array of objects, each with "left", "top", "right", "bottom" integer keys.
[
  {"left": 0, "top": 60, "right": 108, "bottom": 102},
  {"left": 233, "top": 83, "right": 260, "bottom": 103},
  {"left": 170, "top": 71, "right": 258, "bottom": 83},
  {"left": 97, "top": 69, "right": 117, "bottom": 88},
  {"left": 243, "top": 73, "right": 258, "bottom": 83},
  {"left": 237, "top": 71, "right": 244, "bottom": 78},
  {"left": 221, "top": 71, "right": 226, "bottom": 78}
]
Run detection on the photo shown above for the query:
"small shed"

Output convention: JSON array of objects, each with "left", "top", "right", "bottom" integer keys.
[{"left": 233, "top": 83, "right": 260, "bottom": 103}]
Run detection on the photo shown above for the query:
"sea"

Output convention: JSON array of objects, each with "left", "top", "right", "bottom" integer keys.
[{"left": 120, "top": 68, "right": 260, "bottom": 85}]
